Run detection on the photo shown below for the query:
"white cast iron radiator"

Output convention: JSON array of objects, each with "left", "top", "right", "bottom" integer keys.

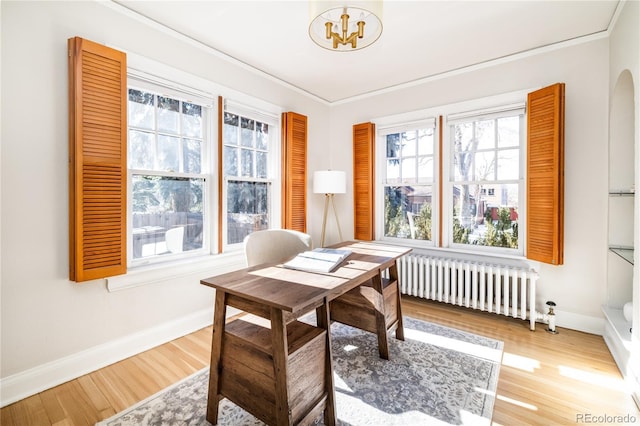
[{"left": 396, "top": 254, "right": 539, "bottom": 330}]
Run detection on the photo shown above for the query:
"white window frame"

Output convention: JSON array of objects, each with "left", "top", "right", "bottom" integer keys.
[
  {"left": 443, "top": 103, "right": 526, "bottom": 257},
  {"left": 373, "top": 89, "right": 530, "bottom": 258},
  {"left": 375, "top": 117, "right": 439, "bottom": 248},
  {"left": 221, "top": 100, "right": 281, "bottom": 252},
  {"left": 126, "top": 75, "right": 215, "bottom": 267}
]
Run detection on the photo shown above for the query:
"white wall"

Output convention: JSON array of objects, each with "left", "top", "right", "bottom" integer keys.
[
  {"left": 608, "top": 0, "right": 640, "bottom": 403},
  {"left": 321, "top": 37, "right": 611, "bottom": 331},
  {"left": 0, "top": 0, "right": 329, "bottom": 405}
]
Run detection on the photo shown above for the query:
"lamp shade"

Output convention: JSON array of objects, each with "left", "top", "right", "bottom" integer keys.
[{"left": 313, "top": 170, "right": 346, "bottom": 194}]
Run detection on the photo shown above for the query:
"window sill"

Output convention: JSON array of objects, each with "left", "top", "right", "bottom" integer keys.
[
  {"left": 106, "top": 252, "right": 246, "bottom": 292},
  {"left": 373, "top": 240, "right": 537, "bottom": 271}
]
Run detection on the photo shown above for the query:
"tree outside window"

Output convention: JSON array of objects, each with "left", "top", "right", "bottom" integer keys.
[
  {"left": 128, "top": 87, "right": 208, "bottom": 260},
  {"left": 382, "top": 127, "right": 435, "bottom": 241},
  {"left": 451, "top": 115, "right": 522, "bottom": 249}
]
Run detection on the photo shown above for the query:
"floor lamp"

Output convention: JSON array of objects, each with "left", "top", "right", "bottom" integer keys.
[{"left": 313, "top": 170, "right": 346, "bottom": 247}]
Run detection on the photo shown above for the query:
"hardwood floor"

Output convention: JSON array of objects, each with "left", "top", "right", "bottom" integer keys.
[{"left": 2, "top": 297, "right": 638, "bottom": 425}]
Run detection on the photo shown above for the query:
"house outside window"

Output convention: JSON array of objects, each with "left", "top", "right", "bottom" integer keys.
[
  {"left": 222, "top": 102, "right": 279, "bottom": 248},
  {"left": 378, "top": 119, "right": 437, "bottom": 244},
  {"left": 127, "top": 78, "right": 212, "bottom": 264}
]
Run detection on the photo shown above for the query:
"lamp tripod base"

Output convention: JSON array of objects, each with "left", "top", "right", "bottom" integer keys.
[{"left": 320, "top": 193, "right": 343, "bottom": 247}]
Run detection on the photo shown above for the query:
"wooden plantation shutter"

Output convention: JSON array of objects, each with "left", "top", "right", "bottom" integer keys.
[
  {"left": 353, "top": 122, "right": 376, "bottom": 241},
  {"left": 68, "top": 37, "right": 127, "bottom": 281},
  {"left": 527, "top": 83, "right": 565, "bottom": 265},
  {"left": 281, "top": 112, "right": 307, "bottom": 232}
]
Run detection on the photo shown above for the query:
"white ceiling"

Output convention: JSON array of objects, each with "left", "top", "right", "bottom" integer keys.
[{"left": 112, "top": 0, "right": 620, "bottom": 104}]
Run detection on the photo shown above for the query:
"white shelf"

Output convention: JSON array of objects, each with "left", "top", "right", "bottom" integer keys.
[
  {"left": 602, "top": 305, "right": 632, "bottom": 350},
  {"left": 609, "top": 246, "right": 635, "bottom": 265},
  {"left": 609, "top": 190, "right": 635, "bottom": 196}
]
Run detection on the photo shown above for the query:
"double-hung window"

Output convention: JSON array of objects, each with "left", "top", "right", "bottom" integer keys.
[
  {"left": 222, "top": 102, "right": 279, "bottom": 248},
  {"left": 379, "top": 119, "right": 437, "bottom": 243},
  {"left": 446, "top": 105, "right": 525, "bottom": 253},
  {"left": 375, "top": 96, "right": 527, "bottom": 256},
  {"left": 127, "top": 77, "right": 212, "bottom": 264}
]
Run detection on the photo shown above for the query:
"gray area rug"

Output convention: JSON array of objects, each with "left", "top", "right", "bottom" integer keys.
[{"left": 97, "top": 316, "right": 503, "bottom": 426}]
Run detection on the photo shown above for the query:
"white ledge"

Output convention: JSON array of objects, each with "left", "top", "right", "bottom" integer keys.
[{"left": 106, "top": 252, "right": 246, "bottom": 291}]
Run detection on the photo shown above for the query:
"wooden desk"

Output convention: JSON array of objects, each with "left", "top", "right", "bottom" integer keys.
[{"left": 200, "top": 242, "right": 411, "bottom": 426}]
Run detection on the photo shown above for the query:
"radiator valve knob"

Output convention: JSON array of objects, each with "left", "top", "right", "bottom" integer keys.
[{"left": 546, "top": 301, "right": 558, "bottom": 334}]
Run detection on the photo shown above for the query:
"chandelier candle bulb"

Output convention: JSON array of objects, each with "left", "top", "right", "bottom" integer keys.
[{"left": 309, "top": 1, "right": 383, "bottom": 51}]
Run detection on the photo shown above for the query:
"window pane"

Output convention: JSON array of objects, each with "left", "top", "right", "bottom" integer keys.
[
  {"left": 157, "top": 96, "right": 179, "bottom": 133},
  {"left": 400, "top": 131, "right": 416, "bottom": 157},
  {"left": 256, "top": 122, "right": 269, "bottom": 150},
  {"left": 401, "top": 157, "right": 416, "bottom": 181},
  {"left": 452, "top": 123, "right": 473, "bottom": 181},
  {"left": 132, "top": 175, "right": 204, "bottom": 259},
  {"left": 497, "top": 116, "right": 520, "bottom": 148},
  {"left": 417, "top": 129, "right": 434, "bottom": 155},
  {"left": 157, "top": 135, "right": 179, "bottom": 172},
  {"left": 183, "top": 139, "right": 201, "bottom": 174},
  {"left": 241, "top": 149, "right": 253, "bottom": 177},
  {"left": 386, "top": 159, "right": 400, "bottom": 183},
  {"left": 182, "top": 102, "right": 202, "bottom": 138},
  {"left": 256, "top": 151, "right": 267, "bottom": 178},
  {"left": 227, "top": 180, "right": 269, "bottom": 244},
  {"left": 452, "top": 151, "right": 470, "bottom": 181},
  {"left": 452, "top": 183, "right": 518, "bottom": 248},
  {"left": 497, "top": 149, "right": 519, "bottom": 180},
  {"left": 476, "top": 119, "right": 495, "bottom": 150},
  {"left": 224, "top": 113, "right": 238, "bottom": 145},
  {"left": 240, "top": 117, "right": 255, "bottom": 147},
  {"left": 128, "top": 89, "right": 154, "bottom": 129},
  {"left": 417, "top": 156, "right": 433, "bottom": 182},
  {"left": 386, "top": 134, "right": 400, "bottom": 158},
  {"left": 453, "top": 122, "right": 473, "bottom": 151},
  {"left": 384, "top": 185, "right": 432, "bottom": 241},
  {"left": 224, "top": 146, "right": 238, "bottom": 176},
  {"left": 129, "top": 130, "right": 154, "bottom": 170},
  {"left": 474, "top": 151, "right": 496, "bottom": 181}
]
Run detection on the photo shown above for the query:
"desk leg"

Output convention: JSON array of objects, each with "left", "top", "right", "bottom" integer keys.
[
  {"left": 371, "top": 273, "right": 390, "bottom": 360},
  {"left": 389, "top": 262, "right": 405, "bottom": 341},
  {"left": 317, "top": 298, "right": 336, "bottom": 426},
  {"left": 271, "top": 308, "right": 292, "bottom": 426},
  {"left": 206, "top": 291, "right": 227, "bottom": 425}
]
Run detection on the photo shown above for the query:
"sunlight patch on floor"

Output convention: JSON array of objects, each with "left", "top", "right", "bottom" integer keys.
[
  {"left": 501, "top": 352, "right": 540, "bottom": 372},
  {"left": 558, "top": 365, "right": 626, "bottom": 391},
  {"left": 459, "top": 409, "right": 492, "bottom": 425},
  {"left": 333, "top": 373, "right": 354, "bottom": 394},
  {"left": 496, "top": 394, "right": 538, "bottom": 411},
  {"left": 403, "top": 328, "right": 502, "bottom": 362},
  {"left": 342, "top": 344, "right": 358, "bottom": 352},
  {"left": 335, "top": 391, "right": 455, "bottom": 425}
]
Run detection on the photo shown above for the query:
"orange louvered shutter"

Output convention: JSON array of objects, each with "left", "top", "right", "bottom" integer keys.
[
  {"left": 527, "top": 83, "right": 565, "bottom": 265},
  {"left": 282, "top": 112, "right": 307, "bottom": 232},
  {"left": 68, "top": 37, "right": 127, "bottom": 281},
  {"left": 353, "top": 122, "right": 375, "bottom": 241}
]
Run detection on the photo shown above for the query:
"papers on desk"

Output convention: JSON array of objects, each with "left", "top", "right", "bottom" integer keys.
[{"left": 283, "top": 248, "right": 352, "bottom": 273}]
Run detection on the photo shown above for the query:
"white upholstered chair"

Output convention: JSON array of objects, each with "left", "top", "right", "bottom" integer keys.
[
  {"left": 164, "top": 226, "right": 184, "bottom": 253},
  {"left": 243, "top": 229, "right": 312, "bottom": 267},
  {"left": 141, "top": 226, "right": 184, "bottom": 256}
]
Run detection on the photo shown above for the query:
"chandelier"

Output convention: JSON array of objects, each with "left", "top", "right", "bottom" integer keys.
[{"left": 309, "top": 1, "right": 383, "bottom": 51}]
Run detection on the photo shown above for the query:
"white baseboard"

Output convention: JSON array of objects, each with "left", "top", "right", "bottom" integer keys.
[
  {"left": 553, "top": 308, "right": 605, "bottom": 335},
  {"left": 0, "top": 307, "right": 214, "bottom": 408}
]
